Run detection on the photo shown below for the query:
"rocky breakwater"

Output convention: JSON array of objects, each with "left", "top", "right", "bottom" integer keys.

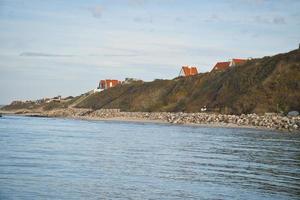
[
  {"left": 162, "top": 112, "right": 300, "bottom": 132},
  {"left": 77, "top": 109, "right": 300, "bottom": 132},
  {"left": 43, "top": 108, "right": 94, "bottom": 118},
  {"left": 20, "top": 108, "right": 300, "bottom": 132}
]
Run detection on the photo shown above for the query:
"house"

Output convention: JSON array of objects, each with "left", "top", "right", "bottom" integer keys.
[
  {"left": 93, "top": 79, "right": 121, "bottom": 93},
  {"left": 230, "top": 58, "right": 248, "bottom": 67},
  {"left": 63, "top": 96, "right": 74, "bottom": 100},
  {"left": 212, "top": 61, "right": 231, "bottom": 71},
  {"left": 52, "top": 95, "right": 61, "bottom": 102},
  {"left": 123, "top": 78, "right": 142, "bottom": 84},
  {"left": 94, "top": 79, "right": 121, "bottom": 93},
  {"left": 53, "top": 95, "right": 61, "bottom": 100},
  {"left": 99, "top": 79, "right": 121, "bottom": 89},
  {"left": 212, "top": 58, "right": 249, "bottom": 71},
  {"left": 179, "top": 66, "right": 198, "bottom": 77},
  {"left": 44, "top": 95, "right": 62, "bottom": 103}
]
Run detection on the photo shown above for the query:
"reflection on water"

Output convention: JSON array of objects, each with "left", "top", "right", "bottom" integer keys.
[{"left": 0, "top": 115, "right": 299, "bottom": 199}]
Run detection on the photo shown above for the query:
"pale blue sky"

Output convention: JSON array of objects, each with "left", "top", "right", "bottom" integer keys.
[{"left": 0, "top": 0, "right": 299, "bottom": 104}]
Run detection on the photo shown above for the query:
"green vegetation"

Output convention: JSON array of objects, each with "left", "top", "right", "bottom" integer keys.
[
  {"left": 2, "top": 101, "right": 41, "bottom": 111},
  {"left": 76, "top": 49, "right": 300, "bottom": 114}
]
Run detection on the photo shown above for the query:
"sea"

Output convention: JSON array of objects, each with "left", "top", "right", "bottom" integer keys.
[{"left": 0, "top": 115, "right": 299, "bottom": 200}]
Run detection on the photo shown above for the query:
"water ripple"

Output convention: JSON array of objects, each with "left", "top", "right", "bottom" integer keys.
[{"left": 0, "top": 115, "right": 300, "bottom": 199}]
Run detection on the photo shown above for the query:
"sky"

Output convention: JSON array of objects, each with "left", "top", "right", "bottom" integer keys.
[{"left": 0, "top": 0, "right": 300, "bottom": 104}]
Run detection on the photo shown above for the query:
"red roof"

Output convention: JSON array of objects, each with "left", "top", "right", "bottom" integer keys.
[
  {"left": 99, "top": 79, "right": 121, "bottom": 89},
  {"left": 190, "top": 67, "right": 198, "bottom": 75},
  {"left": 232, "top": 58, "right": 247, "bottom": 65},
  {"left": 181, "top": 66, "right": 198, "bottom": 76},
  {"left": 212, "top": 62, "right": 230, "bottom": 71}
]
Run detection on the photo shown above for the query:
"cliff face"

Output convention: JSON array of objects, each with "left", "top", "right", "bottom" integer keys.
[
  {"left": 3, "top": 49, "right": 300, "bottom": 115},
  {"left": 75, "top": 49, "right": 300, "bottom": 114}
]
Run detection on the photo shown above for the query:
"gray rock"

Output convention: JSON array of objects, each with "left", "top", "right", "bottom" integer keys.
[
  {"left": 288, "top": 111, "right": 299, "bottom": 117},
  {"left": 293, "top": 124, "right": 298, "bottom": 129}
]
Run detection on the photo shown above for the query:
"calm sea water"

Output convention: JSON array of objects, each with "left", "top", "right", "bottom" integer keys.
[{"left": 0, "top": 115, "right": 299, "bottom": 200}]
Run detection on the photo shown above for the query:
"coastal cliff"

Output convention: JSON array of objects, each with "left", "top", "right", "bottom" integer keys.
[
  {"left": 1, "top": 49, "right": 300, "bottom": 131},
  {"left": 75, "top": 49, "right": 300, "bottom": 114}
]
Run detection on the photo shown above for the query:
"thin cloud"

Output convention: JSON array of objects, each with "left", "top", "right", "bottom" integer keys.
[
  {"left": 90, "top": 5, "right": 104, "bottom": 18},
  {"left": 254, "top": 16, "right": 269, "bottom": 24},
  {"left": 104, "top": 54, "right": 139, "bottom": 57},
  {"left": 254, "top": 15, "right": 286, "bottom": 25},
  {"left": 241, "top": 0, "right": 267, "bottom": 5},
  {"left": 20, "top": 52, "right": 75, "bottom": 57},
  {"left": 133, "top": 16, "right": 153, "bottom": 23},
  {"left": 127, "top": 0, "right": 146, "bottom": 6},
  {"left": 272, "top": 16, "right": 286, "bottom": 24},
  {"left": 204, "top": 14, "right": 221, "bottom": 23},
  {"left": 127, "top": 0, "right": 176, "bottom": 6},
  {"left": 88, "top": 53, "right": 139, "bottom": 57}
]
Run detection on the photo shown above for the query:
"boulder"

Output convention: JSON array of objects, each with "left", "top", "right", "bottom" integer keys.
[{"left": 287, "top": 111, "right": 299, "bottom": 117}]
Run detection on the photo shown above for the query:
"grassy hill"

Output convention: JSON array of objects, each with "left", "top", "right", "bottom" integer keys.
[
  {"left": 2, "top": 49, "right": 300, "bottom": 115},
  {"left": 75, "top": 49, "right": 300, "bottom": 114}
]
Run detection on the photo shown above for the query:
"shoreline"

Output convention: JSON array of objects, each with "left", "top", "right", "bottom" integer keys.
[
  {"left": 85, "top": 117, "right": 280, "bottom": 132},
  {"left": 2, "top": 112, "right": 276, "bottom": 132},
  {"left": 2, "top": 109, "right": 299, "bottom": 133}
]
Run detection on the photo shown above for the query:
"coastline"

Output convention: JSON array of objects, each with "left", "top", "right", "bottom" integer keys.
[
  {"left": 2, "top": 112, "right": 276, "bottom": 132},
  {"left": 83, "top": 117, "right": 278, "bottom": 132},
  {"left": 1, "top": 108, "right": 299, "bottom": 133}
]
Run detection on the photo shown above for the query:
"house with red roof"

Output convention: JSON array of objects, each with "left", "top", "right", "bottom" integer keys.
[
  {"left": 230, "top": 58, "right": 248, "bottom": 67},
  {"left": 212, "top": 61, "right": 231, "bottom": 71},
  {"left": 212, "top": 58, "right": 249, "bottom": 72},
  {"left": 179, "top": 66, "right": 198, "bottom": 77},
  {"left": 99, "top": 79, "right": 121, "bottom": 90},
  {"left": 94, "top": 79, "right": 121, "bottom": 93}
]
